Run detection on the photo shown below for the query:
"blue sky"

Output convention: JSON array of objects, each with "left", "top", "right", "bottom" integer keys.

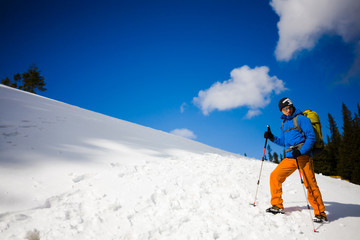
[{"left": 1, "top": 0, "right": 360, "bottom": 158}]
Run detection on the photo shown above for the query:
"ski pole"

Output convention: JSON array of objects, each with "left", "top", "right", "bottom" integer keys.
[
  {"left": 292, "top": 147, "right": 317, "bottom": 232},
  {"left": 251, "top": 124, "right": 270, "bottom": 207},
  {"left": 301, "top": 166, "right": 322, "bottom": 218}
]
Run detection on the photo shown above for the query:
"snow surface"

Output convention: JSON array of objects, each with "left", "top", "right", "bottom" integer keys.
[{"left": 1, "top": 84, "right": 360, "bottom": 240}]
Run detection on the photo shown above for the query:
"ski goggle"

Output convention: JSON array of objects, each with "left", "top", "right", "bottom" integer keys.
[{"left": 282, "top": 106, "right": 292, "bottom": 111}]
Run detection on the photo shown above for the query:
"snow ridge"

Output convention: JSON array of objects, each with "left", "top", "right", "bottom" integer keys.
[{"left": 1, "top": 85, "right": 360, "bottom": 240}]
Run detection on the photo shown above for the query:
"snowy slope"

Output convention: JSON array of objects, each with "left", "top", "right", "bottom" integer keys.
[{"left": 0, "top": 84, "right": 359, "bottom": 240}]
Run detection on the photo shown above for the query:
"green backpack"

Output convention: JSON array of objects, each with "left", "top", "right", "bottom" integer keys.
[{"left": 284, "top": 109, "right": 324, "bottom": 156}]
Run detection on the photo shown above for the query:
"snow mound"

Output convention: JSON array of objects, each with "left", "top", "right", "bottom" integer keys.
[{"left": 1, "top": 84, "right": 360, "bottom": 240}]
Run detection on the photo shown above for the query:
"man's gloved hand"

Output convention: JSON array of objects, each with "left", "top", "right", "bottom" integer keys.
[
  {"left": 292, "top": 148, "right": 302, "bottom": 159},
  {"left": 264, "top": 130, "right": 274, "bottom": 140}
]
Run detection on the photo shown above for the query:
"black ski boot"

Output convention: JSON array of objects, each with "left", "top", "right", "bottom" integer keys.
[
  {"left": 313, "top": 213, "right": 328, "bottom": 223},
  {"left": 266, "top": 205, "right": 285, "bottom": 214}
]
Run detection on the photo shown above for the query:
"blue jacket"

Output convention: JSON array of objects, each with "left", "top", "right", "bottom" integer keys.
[{"left": 272, "top": 107, "right": 316, "bottom": 158}]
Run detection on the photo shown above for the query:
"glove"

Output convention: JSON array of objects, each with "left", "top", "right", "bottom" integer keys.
[
  {"left": 264, "top": 130, "right": 274, "bottom": 140},
  {"left": 292, "top": 148, "right": 302, "bottom": 159}
]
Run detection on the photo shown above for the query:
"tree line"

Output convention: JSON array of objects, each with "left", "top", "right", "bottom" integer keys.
[
  {"left": 313, "top": 103, "right": 360, "bottom": 185},
  {"left": 265, "top": 144, "right": 280, "bottom": 164},
  {"left": 1, "top": 64, "right": 46, "bottom": 94},
  {"left": 265, "top": 103, "right": 360, "bottom": 185}
]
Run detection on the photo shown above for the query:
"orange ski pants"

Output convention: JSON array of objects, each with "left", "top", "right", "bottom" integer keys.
[{"left": 270, "top": 155, "right": 326, "bottom": 216}]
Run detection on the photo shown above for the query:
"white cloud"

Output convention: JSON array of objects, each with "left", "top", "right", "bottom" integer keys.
[
  {"left": 170, "top": 128, "right": 197, "bottom": 139},
  {"left": 271, "top": 0, "right": 360, "bottom": 61},
  {"left": 192, "top": 65, "right": 286, "bottom": 118},
  {"left": 245, "top": 109, "right": 262, "bottom": 119},
  {"left": 180, "top": 102, "right": 187, "bottom": 113}
]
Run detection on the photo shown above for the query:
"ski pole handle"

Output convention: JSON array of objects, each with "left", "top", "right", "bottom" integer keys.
[{"left": 263, "top": 125, "right": 271, "bottom": 148}]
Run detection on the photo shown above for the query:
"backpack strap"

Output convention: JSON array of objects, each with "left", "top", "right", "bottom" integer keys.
[
  {"left": 284, "top": 114, "right": 306, "bottom": 153},
  {"left": 293, "top": 114, "right": 305, "bottom": 137}
]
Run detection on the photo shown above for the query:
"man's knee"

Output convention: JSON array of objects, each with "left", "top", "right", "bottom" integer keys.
[{"left": 270, "top": 170, "right": 281, "bottom": 183}]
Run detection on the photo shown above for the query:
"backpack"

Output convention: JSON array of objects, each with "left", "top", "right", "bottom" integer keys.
[{"left": 283, "top": 109, "right": 324, "bottom": 156}]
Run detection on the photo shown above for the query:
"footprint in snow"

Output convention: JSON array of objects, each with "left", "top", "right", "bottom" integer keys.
[
  {"left": 15, "top": 214, "right": 30, "bottom": 221},
  {"left": 72, "top": 174, "right": 89, "bottom": 183}
]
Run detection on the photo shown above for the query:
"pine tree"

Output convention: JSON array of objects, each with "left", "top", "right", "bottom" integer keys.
[
  {"left": 12, "top": 73, "right": 22, "bottom": 88},
  {"left": 273, "top": 152, "right": 279, "bottom": 164},
  {"left": 1, "top": 73, "right": 21, "bottom": 88},
  {"left": 338, "top": 103, "right": 354, "bottom": 181},
  {"left": 313, "top": 140, "right": 330, "bottom": 175},
  {"left": 1, "top": 77, "right": 11, "bottom": 86},
  {"left": 313, "top": 146, "right": 328, "bottom": 175},
  {"left": 1, "top": 64, "right": 46, "bottom": 94},
  {"left": 21, "top": 64, "right": 46, "bottom": 94},
  {"left": 327, "top": 113, "right": 341, "bottom": 175},
  {"left": 351, "top": 104, "right": 360, "bottom": 184},
  {"left": 267, "top": 144, "right": 273, "bottom": 162},
  {"left": 312, "top": 104, "right": 360, "bottom": 184}
]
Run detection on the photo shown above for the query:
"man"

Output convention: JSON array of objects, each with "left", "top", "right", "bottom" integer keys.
[{"left": 264, "top": 97, "right": 327, "bottom": 222}]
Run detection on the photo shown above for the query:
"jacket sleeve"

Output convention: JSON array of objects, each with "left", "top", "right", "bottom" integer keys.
[
  {"left": 272, "top": 126, "right": 285, "bottom": 147},
  {"left": 298, "top": 115, "right": 316, "bottom": 154}
]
